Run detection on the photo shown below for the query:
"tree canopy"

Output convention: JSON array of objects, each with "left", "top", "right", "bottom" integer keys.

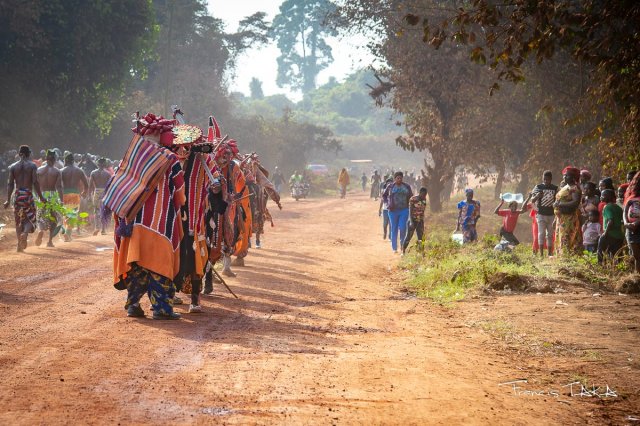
[
  {"left": 0, "top": 0, "right": 156, "bottom": 151},
  {"left": 271, "top": 0, "right": 338, "bottom": 93},
  {"left": 334, "top": 0, "right": 606, "bottom": 210},
  {"left": 231, "top": 69, "right": 422, "bottom": 172},
  {"left": 0, "top": 0, "right": 271, "bottom": 156},
  {"left": 336, "top": 0, "right": 639, "bottom": 178},
  {"left": 249, "top": 78, "right": 265, "bottom": 100}
]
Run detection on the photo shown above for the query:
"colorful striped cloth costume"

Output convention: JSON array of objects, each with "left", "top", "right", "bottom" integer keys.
[
  {"left": 231, "top": 160, "right": 252, "bottom": 258},
  {"left": 113, "top": 156, "right": 185, "bottom": 284},
  {"left": 103, "top": 135, "right": 175, "bottom": 222},
  {"left": 175, "top": 151, "right": 217, "bottom": 294}
]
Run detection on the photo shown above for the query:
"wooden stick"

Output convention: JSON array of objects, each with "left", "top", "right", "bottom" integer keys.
[
  {"left": 212, "top": 268, "right": 239, "bottom": 299},
  {"left": 231, "top": 192, "right": 254, "bottom": 204}
]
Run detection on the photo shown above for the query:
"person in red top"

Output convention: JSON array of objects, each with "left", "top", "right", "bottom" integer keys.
[{"left": 494, "top": 194, "right": 531, "bottom": 246}]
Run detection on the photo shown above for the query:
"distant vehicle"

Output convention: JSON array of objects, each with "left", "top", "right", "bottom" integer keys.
[{"left": 306, "top": 164, "right": 329, "bottom": 176}]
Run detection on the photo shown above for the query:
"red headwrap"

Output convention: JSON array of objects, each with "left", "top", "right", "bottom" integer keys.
[
  {"left": 131, "top": 112, "right": 176, "bottom": 146},
  {"left": 214, "top": 143, "right": 230, "bottom": 161},
  {"left": 227, "top": 139, "right": 239, "bottom": 155},
  {"left": 620, "top": 183, "right": 629, "bottom": 193},
  {"left": 562, "top": 166, "right": 580, "bottom": 180}
]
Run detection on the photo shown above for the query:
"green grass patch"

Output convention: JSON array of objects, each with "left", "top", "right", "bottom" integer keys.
[
  {"left": 401, "top": 231, "right": 552, "bottom": 304},
  {"left": 401, "top": 234, "right": 622, "bottom": 304},
  {"left": 567, "top": 373, "right": 592, "bottom": 387},
  {"left": 401, "top": 187, "right": 634, "bottom": 304}
]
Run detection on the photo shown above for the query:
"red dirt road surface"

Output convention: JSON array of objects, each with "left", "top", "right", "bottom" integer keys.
[{"left": 0, "top": 191, "right": 638, "bottom": 424}]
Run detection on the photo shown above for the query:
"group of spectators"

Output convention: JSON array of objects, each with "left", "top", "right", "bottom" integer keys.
[
  {"left": 370, "top": 165, "right": 640, "bottom": 274},
  {"left": 487, "top": 167, "right": 640, "bottom": 273}
]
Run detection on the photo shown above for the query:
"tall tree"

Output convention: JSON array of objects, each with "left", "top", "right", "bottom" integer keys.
[
  {"left": 249, "top": 77, "right": 265, "bottom": 99},
  {"left": 0, "top": 0, "right": 156, "bottom": 151},
  {"left": 379, "top": 0, "right": 639, "bottom": 177},
  {"left": 340, "top": 1, "right": 507, "bottom": 211},
  {"left": 271, "top": 0, "right": 338, "bottom": 93},
  {"left": 336, "top": 0, "right": 599, "bottom": 206},
  {"left": 102, "top": 0, "right": 269, "bottom": 156}
]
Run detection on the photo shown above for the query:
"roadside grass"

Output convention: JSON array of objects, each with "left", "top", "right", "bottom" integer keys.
[
  {"left": 400, "top": 232, "right": 553, "bottom": 304},
  {"left": 400, "top": 186, "right": 633, "bottom": 304},
  {"left": 478, "top": 319, "right": 516, "bottom": 341}
]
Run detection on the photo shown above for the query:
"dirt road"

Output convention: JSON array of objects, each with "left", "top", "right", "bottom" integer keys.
[{"left": 0, "top": 192, "right": 638, "bottom": 424}]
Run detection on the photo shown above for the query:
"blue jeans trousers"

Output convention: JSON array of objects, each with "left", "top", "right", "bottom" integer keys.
[{"left": 388, "top": 208, "right": 409, "bottom": 251}]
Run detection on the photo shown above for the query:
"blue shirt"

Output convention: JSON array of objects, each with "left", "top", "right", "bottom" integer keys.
[{"left": 384, "top": 182, "right": 413, "bottom": 211}]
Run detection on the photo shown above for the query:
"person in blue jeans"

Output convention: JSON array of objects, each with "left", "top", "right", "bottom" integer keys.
[
  {"left": 382, "top": 171, "right": 413, "bottom": 252},
  {"left": 378, "top": 177, "right": 393, "bottom": 239}
]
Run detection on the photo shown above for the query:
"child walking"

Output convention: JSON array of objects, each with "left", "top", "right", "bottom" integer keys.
[{"left": 581, "top": 210, "right": 602, "bottom": 253}]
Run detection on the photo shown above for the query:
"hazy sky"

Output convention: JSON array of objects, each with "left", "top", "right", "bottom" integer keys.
[{"left": 206, "top": 0, "right": 374, "bottom": 100}]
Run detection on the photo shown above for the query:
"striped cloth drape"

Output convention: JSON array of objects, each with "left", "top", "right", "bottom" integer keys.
[{"left": 102, "top": 134, "right": 174, "bottom": 221}]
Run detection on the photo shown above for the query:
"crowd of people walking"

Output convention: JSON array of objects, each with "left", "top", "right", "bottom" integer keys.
[{"left": 3, "top": 147, "right": 115, "bottom": 249}]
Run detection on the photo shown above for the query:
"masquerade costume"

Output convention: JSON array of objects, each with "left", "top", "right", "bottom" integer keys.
[
  {"left": 246, "top": 160, "right": 280, "bottom": 246},
  {"left": 232, "top": 158, "right": 252, "bottom": 261},
  {"left": 111, "top": 113, "right": 185, "bottom": 318},
  {"left": 170, "top": 117, "right": 219, "bottom": 309}
]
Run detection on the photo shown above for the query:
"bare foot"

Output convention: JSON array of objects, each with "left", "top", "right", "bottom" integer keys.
[
  {"left": 47, "top": 241, "right": 55, "bottom": 248},
  {"left": 35, "top": 232, "right": 43, "bottom": 247},
  {"left": 93, "top": 230, "right": 99, "bottom": 236}
]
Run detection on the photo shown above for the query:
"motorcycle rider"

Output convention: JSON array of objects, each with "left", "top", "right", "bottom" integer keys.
[
  {"left": 289, "top": 170, "right": 303, "bottom": 187},
  {"left": 290, "top": 170, "right": 304, "bottom": 200}
]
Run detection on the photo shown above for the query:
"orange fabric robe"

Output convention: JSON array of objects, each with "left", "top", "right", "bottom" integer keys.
[
  {"left": 233, "top": 161, "right": 252, "bottom": 258},
  {"left": 113, "top": 158, "right": 186, "bottom": 283}
]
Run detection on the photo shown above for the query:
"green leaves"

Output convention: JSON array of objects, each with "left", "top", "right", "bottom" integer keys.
[
  {"left": 35, "top": 197, "right": 88, "bottom": 227},
  {"left": 271, "top": 0, "right": 338, "bottom": 93},
  {"left": 0, "top": 0, "right": 156, "bottom": 151}
]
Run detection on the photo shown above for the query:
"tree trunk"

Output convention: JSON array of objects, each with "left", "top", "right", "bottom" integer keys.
[
  {"left": 441, "top": 174, "right": 454, "bottom": 202},
  {"left": 428, "top": 178, "right": 444, "bottom": 213},
  {"left": 423, "top": 155, "right": 449, "bottom": 213}
]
